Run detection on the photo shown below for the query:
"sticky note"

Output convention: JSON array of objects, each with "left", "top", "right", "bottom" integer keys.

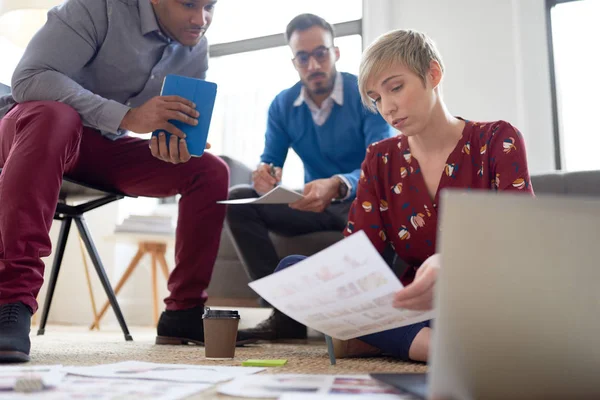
[{"left": 242, "top": 359, "right": 288, "bottom": 367}]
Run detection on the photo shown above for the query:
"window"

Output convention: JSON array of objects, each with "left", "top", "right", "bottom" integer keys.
[
  {"left": 0, "top": 9, "right": 50, "bottom": 85},
  {"left": 547, "top": 0, "right": 600, "bottom": 171},
  {"left": 207, "top": 0, "right": 362, "bottom": 44},
  {"left": 205, "top": 0, "right": 363, "bottom": 188},
  {"left": 0, "top": 35, "right": 23, "bottom": 85}
]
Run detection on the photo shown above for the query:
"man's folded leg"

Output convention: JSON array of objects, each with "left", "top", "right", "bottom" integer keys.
[
  {"left": 0, "top": 102, "right": 85, "bottom": 363},
  {"left": 69, "top": 133, "right": 256, "bottom": 346},
  {"left": 227, "top": 191, "right": 349, "bottom": 342}
]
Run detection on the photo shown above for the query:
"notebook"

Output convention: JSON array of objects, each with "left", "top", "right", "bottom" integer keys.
[{"left": 152, "top": 74, "right": 217, "bottom": 157}]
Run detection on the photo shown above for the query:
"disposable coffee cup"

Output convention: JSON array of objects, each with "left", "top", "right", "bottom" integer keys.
[{"left": 202, "top": 308, "right": 240, "bottom": 360}]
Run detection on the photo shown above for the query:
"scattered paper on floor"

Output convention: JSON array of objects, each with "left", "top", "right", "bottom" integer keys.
[
  {"left": 63, "top": 360, "right": 264, "bottom": 383},
  {"left": 0, "top": 365, "right": 64, "bottom": 390},
  {"left": 1, "top": 376, "right": 209, "bottom": 400},
  {"left": 218, "top": 374, "right": 418, "bottom": 398}
]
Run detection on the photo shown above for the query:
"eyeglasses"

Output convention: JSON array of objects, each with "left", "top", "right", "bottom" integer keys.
[{"left": 292, "top": 46, "right": 333, "bottom": 68}]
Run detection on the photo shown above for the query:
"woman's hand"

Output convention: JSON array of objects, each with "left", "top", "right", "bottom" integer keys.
[{"left": 393, "top": 254, "right": 441, "bottom": 311}]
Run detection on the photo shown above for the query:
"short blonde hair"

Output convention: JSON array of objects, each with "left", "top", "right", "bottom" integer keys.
[{"left": 359, "top": 29, "right": 445, "bottom": 111}]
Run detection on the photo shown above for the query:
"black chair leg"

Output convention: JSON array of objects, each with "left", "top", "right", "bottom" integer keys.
[
  {"left": 38, "top": 218, "right": 72, "bottom": 336},
  {"left": 74, "top": 216, "right": 133, "bottom": 341}
]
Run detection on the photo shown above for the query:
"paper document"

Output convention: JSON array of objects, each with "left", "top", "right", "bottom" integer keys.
[
  {"left": 63, "top": 361, "right": 264, "bottom": 384},
  {"left": 218, "top": 374, "right": 413, "bottom": 398},
  {"left": 218, "top": 186, "right": 304, "bottom": 205},
  {"left": 0, "top": 365, "right": 64, "bottom": 391},
  {"left": 249, "top": 231, "right": 434, "bottom": 340},
  {"left": 279, "top": 395, "right": 415, "bottom": 400},
  {"left": 1, "top": 376, "right": 208, "bottom": 400}
]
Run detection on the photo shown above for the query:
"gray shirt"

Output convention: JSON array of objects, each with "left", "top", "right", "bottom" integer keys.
[{"left": 0, "top": 0, "right": 208, "bottom": 139}]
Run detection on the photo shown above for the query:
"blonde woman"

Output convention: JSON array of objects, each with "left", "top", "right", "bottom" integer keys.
[
  {"left": 261, "top": 29, "right": 534, "bottom": 362},
  {"left": 343, "top": 28, "right": 534, "bottom": 361}
]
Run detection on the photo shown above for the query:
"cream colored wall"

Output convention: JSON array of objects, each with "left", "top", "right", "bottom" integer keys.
[
  {"left": 0, "top": 0, "right": 62, "bottom": 16},
  {"left": 0, "top": 9, "right": 48, "bottom": 48},
  {"left": 362, "top": 0, "right": 556, "bottom": 175},
  {"left": 0, "top": 7, "right": 52, "bottom": 84}
]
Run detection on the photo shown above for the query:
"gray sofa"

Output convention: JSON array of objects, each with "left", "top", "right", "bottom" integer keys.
[
  {"left": 530, "top": 170, "right": 600, "bottom": 197},
  {"left": 207, "top": 158, "right": 600, "bottom": 306}
]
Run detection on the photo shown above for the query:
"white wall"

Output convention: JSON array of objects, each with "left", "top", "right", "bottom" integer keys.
[
  {"left": 0, "top": 3, "right": 59, "bottom": 85},
  {"left": 363, "top": 0, "right": 557, "bottom": 174}
]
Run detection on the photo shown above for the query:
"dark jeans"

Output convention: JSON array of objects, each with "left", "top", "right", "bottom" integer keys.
[
  {"left": 225, "top": 185, "right": 350, "bottom": 283},
  {"left": 276, "top": 255, "right": 431, "bottom": 361}
]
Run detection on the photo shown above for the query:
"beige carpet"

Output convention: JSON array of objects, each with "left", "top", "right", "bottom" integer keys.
[{"left": 26, "top": 325, "right": 427, "bottom": 399}]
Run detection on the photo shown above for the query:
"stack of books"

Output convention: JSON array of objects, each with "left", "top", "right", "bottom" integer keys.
[{"left": 114, "top": 214, "right": 175, "bottom": 235}]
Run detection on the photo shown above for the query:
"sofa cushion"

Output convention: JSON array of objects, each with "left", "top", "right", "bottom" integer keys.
[
  {"left": 564, "top": 170, "right": 600, "bottom": 196},
  {"left": 531, "top": 173, "right": 566, "bottom": 195},
  {"left": 531, "top": 170, "right": 600, "bottom": 197}
]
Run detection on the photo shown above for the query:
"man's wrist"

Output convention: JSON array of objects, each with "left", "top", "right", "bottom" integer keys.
[
  {"left": 119, "top": 108, "right": 133, "bottom": 131},
  {"left": 331, "top": 176, "right": 349, "bottom": 201}
]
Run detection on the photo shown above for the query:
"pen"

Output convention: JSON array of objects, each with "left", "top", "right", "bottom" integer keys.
[{"left": 269, "top": 163, "right": 277, "bottom": 188}]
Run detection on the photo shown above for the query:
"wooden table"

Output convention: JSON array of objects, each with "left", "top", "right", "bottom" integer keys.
[{"left": 90, "top": 232, "right": 175, "bottom": 330}]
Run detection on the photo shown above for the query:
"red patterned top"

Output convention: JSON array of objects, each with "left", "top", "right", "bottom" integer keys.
[{"left": 344, "top": 119, "right": 534, "bottom": 285}]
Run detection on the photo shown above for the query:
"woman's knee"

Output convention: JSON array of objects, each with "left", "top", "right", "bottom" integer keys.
[
  {"left": 275, "top": 255, "right": 308, "bottom": 272},
  {"left": 359, "top": 321, "right": 431, "bottom": 361}
]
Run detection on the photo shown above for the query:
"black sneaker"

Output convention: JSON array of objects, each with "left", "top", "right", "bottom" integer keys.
[
  {"left": 155, "top": 306, "right": 257, "bottom": 346},
  {"left": 238, "top": 309, "right": 307, "bottom": 342},
  {"left": 0, "top": 302, "right": 32, "bottom": 363}
]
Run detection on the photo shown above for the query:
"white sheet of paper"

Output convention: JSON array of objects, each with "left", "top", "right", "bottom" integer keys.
[
  {"left": 63, "top": 361, "right": 264, "bottom": 384},
  {"left": 0, "top": 365, "right": 64, "bottom": 390},
  {"left": 218, "top": 374, "right": 411, "bottom": 399},
  {"left": 0, "top": 376, "right": 209, "bottom": 400},
  {"left": 217, "top": 186, "right": 304, "bottom": 205},
  {"left": 279, "top": 395, "right": 417, "bottom": 400},
  {"left": 249, "top": 231, "right": 434, "bottom": 340}
]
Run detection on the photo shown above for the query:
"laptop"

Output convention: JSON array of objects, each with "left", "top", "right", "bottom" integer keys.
[{"left": 373, "top": 190, "right": 600, "bottom": 399}]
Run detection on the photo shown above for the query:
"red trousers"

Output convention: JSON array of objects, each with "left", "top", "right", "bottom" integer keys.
[{"left": 0, "top": 101, "right": 229, "bottom": 312}]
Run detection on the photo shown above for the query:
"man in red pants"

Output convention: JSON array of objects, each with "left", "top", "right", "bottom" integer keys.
[{"left": 0, "top": 0, "right": 251, "bottom": 363}]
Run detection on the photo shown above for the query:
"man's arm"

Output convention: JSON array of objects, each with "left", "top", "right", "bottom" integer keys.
[
  {"left": 11, "top": 0, "right": 129, "bottom": 133},
  {"left": 337, "top": 109, "right": 393, "bottom": 200},
  {"left": 259, "top": 98, "right": 290, "bottom": 168}
]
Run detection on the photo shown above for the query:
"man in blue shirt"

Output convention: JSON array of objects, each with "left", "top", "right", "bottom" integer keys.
[
  {"left": 0, "top": 0, "right": 254, "bottom": 364},
  {"left": 227, "top": 14, "right": 392, "bottom": 342}
]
